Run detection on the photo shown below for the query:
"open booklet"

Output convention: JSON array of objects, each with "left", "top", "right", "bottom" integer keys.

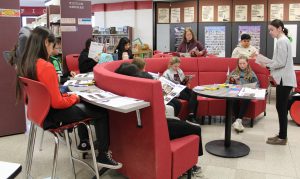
[
  {"left": 70, "top": 88, "right": 145, "bottom": 108},
  {"left": 88, "top": 41, "right": 104, "bottom": 59},
  {"left": 159, "top": 77, "right": 186, "bottom": 104}
]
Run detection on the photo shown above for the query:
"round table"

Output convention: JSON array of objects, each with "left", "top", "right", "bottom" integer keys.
[{"left": 193, "top": 84, "right": 262, "bottom": 158}]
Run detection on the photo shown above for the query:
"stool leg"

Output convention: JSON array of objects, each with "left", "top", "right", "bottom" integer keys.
[
  {"left": 52, "top": 133, "right": 60, "bottom": 179},
  {"left": 85, "top": 123, "right": 100, "bottom": 179},
  {"left": 268, "top": 86, "right": 272, "bottom": 104},
  {"left": 65, "top": 130, "right": 76, "bottom": 179},
  {"left": 24, "top": 122, "right": 35, "bottom": 178},
  {"left": 39, "top": 130, "right": 44, "bottom": 151},
  {"left": 26, "top": 124, "right": 37, "bottom": 179}
]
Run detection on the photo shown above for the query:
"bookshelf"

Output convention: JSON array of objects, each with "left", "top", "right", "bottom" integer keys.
[
  {"left": 47, "top": 5, "right": 61, "bottom": 38},
  {"left": 92, "top": 26, "right": 132, "bottom": 54}
]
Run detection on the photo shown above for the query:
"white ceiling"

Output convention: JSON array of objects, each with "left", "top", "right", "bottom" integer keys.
[{"left": 19, "top": 0, "right": 151, "bottom": 7}]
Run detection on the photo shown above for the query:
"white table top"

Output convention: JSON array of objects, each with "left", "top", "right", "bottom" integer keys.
[
  {"left": 68, "top": 85, "right": 150, "bottom": 113},
  {"left": 0, "top": 161, "right": 22, "bottom": 179}
]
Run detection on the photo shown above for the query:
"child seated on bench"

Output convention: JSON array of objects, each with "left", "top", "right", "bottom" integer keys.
[{"left": 226, "top": 55, "right": 259, "bottom": 132}]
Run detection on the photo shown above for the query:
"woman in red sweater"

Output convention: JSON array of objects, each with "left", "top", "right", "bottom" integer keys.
[{"left": 16, "top": 26, "right": 122, "bottom": 169}]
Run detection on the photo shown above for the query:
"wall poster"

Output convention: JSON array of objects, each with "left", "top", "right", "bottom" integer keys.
[
  {"left": 235, "top": 5, "right": 248, "bottom": 21},
  {"left": 289, "top": 4, "right": 300, "bottom": 21},
  {"left": 238, "top": 26, "right": 261, "bottom": 51},
  {"left": 202, "top": 6, "right": 214, "bottom": 22},
  {"left": 174, "top": 26, "right": 187, "bottom": 50},
  {"left": 158, "top": 8, "right": 169, "bottom": 23},
  {"left": 270, "top": 4, "right": 284, "bottom": 21},
  {"left": 184, "top": 7, "right": 194, "bottom": 22},
  {"left": 274, "top": 24, "right": 297, "bottom": 57},
  {"left": 218, "top": 5, "right": 230, "bottom": 22},
  {"left": 251, "top": 4, "right": 264, "bottom": 21},
  {"left": 205, "top": 26, "right": 226, "bottom": 57},
  {"left": 171, "top": 8, "right": 180, "bottom": 23}
]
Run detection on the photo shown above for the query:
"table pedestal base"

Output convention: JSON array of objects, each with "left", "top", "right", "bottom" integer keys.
[{"left": 205, "top": 140, "right": 250, "bottom": 158}]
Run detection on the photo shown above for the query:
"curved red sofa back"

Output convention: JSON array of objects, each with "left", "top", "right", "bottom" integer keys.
[{"left": 93, "top": 60, "right": 172, "bottom": 179}]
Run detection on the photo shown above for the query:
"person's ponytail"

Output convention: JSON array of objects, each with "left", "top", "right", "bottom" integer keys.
[{"left": 283, "top": 27, "right": 288, "bottom": 36}]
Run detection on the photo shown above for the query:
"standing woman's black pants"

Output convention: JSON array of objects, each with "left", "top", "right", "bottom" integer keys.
[{"left": 276, "top": 81, "right": 293, "bottom": 139}]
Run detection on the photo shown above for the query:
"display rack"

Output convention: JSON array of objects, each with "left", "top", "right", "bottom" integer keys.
[
  {"left": 47, "top": 5, "right": 61, "bottom": 38},
  {"left": 92, "top": 26, "right": 132, "bottom": 54}
]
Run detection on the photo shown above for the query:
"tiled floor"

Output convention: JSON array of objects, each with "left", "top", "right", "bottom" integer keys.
[{"left": 1, "top": 88, "right": 300, "bottom": 179}]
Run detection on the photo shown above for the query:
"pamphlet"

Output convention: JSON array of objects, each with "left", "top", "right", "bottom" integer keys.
[
  {"left": 63, "top": 79, "right": 94, "bottom": 86},
  {"left": 73, "top": 73, "right": 94, "bottom": 79},
  {"left": 88, "top": 41, "right": 104, "bottom": 59},
  {"left": 159, "top": 77, "right": 186, "bottom": 104},
  {"left": 238, "top": 87, "right": 266, "bottom": 99}
]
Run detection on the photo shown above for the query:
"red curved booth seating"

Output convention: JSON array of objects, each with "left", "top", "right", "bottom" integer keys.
[
  {"left": 290, "top": 101, "right": 300, "bottom": 126},
  {"left": 144, "top": 57, "right": 269, "bottom": 127},
  {"left": 289, "top": 71, "right": 300, "bottom": 125},
  {"left": 93, "top": 61, "right": 199, "bottom": 179},
  {"left": 66, "top": 54, "right": 80, "bottom": 74}
]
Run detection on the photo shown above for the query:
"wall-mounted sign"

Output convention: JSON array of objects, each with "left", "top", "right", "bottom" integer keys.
[
  {"left": 61, "top": 18, "right": 76, "bottom": 24},
  {"left": 184, "top": 7, "right": 194, "bottom": 23},
  {"left": 202, "top": 6, "right": 214, "bottom": 22},
  {"left": 270, "top": 4, "right": 284, "bottom": 21},
  {"left": 158, "top": 8, "right": 169, "bottom": 23},
  {"left": 68, "top": 1, "right": 85, "bottom": 9},
  {"left": 251, "top": 4, "right": 264, "bottom": 21},
  {"left": 61, "top": 26, "right": 77, "bottom": 32},
  {"left": 171, "top": 8, "right": 180, "bottom": 23},
  {"left": 0, "top": 9, "right": 20, "bottom": 17},
  {"left": 218, "top": 5, "right": 230, "bottom": 22},
  {"left": 235, "top": 5, "right": 247, "bottom": 22},
  {"left": 289, "top": 4, "right": 300, "bottom": 21},
  {"left": 78, "top": 18, "right": 92, "bottom": 25},
  {"left": 20, "top": 7, "right": 46, "bottom": 16},
  {"left": 205, "top": 26, "right": 226, "bottom": 57}
]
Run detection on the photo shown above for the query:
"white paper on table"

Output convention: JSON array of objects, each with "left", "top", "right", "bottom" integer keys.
[
  {"left": 194, "top": 86, "right": 205, "bottom": 91},
  {"left": 238, "top": 87, "right": 266, "bottom": 99},
  {"left": 88, "top": 41, "right": 103, "bottom": 59},
  {"left": 98, "top": 96, "right": 144, "bottom": 107},
  {"left": 79, "top": 91, "right": 118, "bottom": 101},
  {"left": 63, "top": 80, "right": 94, "bottom": 86},
  {"left": 74, "top": 73, "right": 94, "bottom": 78},
  {"left": 255, "top": 54, "right": 272, "bottom": 65}
]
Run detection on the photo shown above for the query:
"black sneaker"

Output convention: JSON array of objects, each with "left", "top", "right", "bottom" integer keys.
[
  {"left": 77, "top": 141, "right": 91, "bottom": 153},
  {"left": 97, "top": 151, "right": 122, "bottom": 169},
  {"left": 192, "top": 165, "right": 204, "bottom": 177},
  {"left": 186, "top": 115, "right": 200, "bottom": 127}
]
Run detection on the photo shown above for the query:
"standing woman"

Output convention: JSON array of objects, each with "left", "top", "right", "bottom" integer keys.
[
  {"left": 260, "top": 19, "right": 297, "bottom": 145},
  {"left": 176, "top": 28, "right": 207, "bottom": 57}
]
